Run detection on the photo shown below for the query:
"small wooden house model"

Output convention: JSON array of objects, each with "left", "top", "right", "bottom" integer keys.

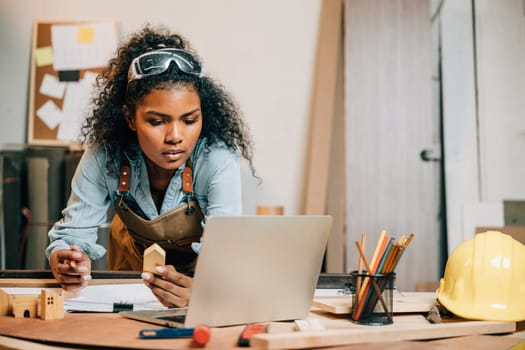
[
  {"left": 0, "top": 289, "right": 64, "bottom": 320},
  {"left": 40, "top": 289, "right": 65, "bottom": 320},
  {"left": 143, "top": 243, "right": 166, "bottom": 273}
]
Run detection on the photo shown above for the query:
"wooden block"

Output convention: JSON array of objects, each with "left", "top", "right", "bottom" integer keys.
[
  {"left": 250, "top": 316, "right": 517, "bottom": 349},
  {"left": 476, "top": 226, "right": 525, "bottom": 245},
  {"left": 313, "top": 292, "right": 437, "bottom": 315},
  {"left": 40, "top": 289, "right": 64, "bottom": 320},
  {"left": 294, "top": 318, "right": 325, "bottom": 331},
  {"left": 416, "top": 280, "right": 440, "bottom": 292},
  {"left": 143, "top": 243, "right": 166, "bottom": 273},
  {"left": 256, "top": 205, "right": 284, "bottom": 215},
  {"left": 0, "top": 290, "right": 10, "bottom": 316},
  {"left": 12, "top": 295, "right": 39, "bottom": 318}
]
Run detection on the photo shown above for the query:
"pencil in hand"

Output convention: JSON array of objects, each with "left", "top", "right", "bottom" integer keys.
[{"left": 68, "top": 245, "right": 82, "bottom": 269}]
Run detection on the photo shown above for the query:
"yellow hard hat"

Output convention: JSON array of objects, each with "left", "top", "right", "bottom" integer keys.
[{"left": 436, "top": 231, "right": 525, "bottom": 322}]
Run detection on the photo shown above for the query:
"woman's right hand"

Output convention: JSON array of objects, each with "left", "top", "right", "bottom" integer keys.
[
  {"left": 49, "top": 245, "right": 92, "bottom": 291},
  {"left": 142, "top": 265, "right": 192, "bottom": 308}
]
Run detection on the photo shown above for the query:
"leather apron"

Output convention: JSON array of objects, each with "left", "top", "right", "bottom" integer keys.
[{"left": 107, "top": 157, "right": 203, "bottom": 274}]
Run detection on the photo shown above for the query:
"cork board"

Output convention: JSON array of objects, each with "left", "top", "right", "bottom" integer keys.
[{"left": 28, "top": 20, "right": 119, "bottom": 146}]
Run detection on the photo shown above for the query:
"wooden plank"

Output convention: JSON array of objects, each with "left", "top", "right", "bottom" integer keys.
[
  {"left": 303, "top": 0, "right": 345, "bottom": 273},
  {"left": 0, "top": 272, "right": 353, "bottom": 289},
  {"left": 312, "top": 296, "right": 354, "bottom": 314},
  {"left": 324, "top": 45, "right": 346, "bottom": 272},
  {"left": 0, "top": 270, "right": 142, "bottom": 279},
  {"left": 0, "top": 279, "right": 57, "bottom": 288},
  {"left": 250, "top": 316, "right": 516, "bottom": 349},
  {"left": 313, "top": 292, "right": 437, "bottom": 315},
  {"left": 303, "top": 0, "right": 343, "bottom": 215},
  {"left": 428, "top": 334, "right": 524, "bottom": 350},
  {"left": 0, "top": 279, "right": 142, "bottom": 288}
]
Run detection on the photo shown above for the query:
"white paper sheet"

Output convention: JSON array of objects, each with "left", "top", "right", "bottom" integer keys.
[
  {"left": 57, "top": 71, "right": 98, "bottom": 141},
  {"left": 63, "top": 284, "right": 167, "bottom": 312},
  {"left": 314, "top": 289, "right": 348, "bottom": 297},
  {"left": 51, "top": 22, "right": 118, "bottom": 71},
  {"left": 39, "top": 73, "right": 66, "bottom": 99},
  {"left": 36, "top": 99, "right": 63, "bottom": 130}
]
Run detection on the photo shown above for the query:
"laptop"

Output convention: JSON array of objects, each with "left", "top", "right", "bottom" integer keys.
[{"left": 121, "top": 214, "right": 333, "bottom": 328}]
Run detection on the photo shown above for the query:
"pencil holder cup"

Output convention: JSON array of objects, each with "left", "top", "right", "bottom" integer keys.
[{"left": 349, "top": 271, "right": 395, "bottom": 325}]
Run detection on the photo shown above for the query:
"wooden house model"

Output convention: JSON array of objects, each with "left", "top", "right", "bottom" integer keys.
[
  {"left": 0, "top": 289, "right": 64, "bottom": 320},
  {"left": 143, "top": 243, "right": 166, "bottom": 273}
]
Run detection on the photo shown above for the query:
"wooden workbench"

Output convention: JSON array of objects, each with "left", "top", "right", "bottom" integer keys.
[
  {"left": 0, "top": 271, "right": 523, "bottom": 349},
  {"left": 0, "top": 311, "right": 522, "bottom": 350}
]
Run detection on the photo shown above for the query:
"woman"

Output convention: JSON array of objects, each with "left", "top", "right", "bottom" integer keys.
[{"left": 46, "top": 25, "right": 256, "bottom": 307}]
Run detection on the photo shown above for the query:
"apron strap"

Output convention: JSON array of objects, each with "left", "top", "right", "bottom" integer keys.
[
  {"left": 118, "top": 155, "right": 194, "bottom": 195},
  {"left": 118, "top": 159, "right": 131, "bottom": 193},
  {"left": 182, "top": 159, "right": 194, "bottom": 194}
]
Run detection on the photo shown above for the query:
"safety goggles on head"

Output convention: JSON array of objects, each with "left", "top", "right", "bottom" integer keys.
[{"left": 127, "top": 48, "right": 204, "bottom": 83}]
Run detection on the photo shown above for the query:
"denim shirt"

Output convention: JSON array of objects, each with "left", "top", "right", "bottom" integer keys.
[{"left": 46, "top": 138, "right": 242, "bottom": 261}]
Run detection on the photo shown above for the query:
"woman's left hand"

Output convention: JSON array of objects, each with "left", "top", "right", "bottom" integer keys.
[{"left": 142, "top": 265, "right": 192, "bottom": 308}]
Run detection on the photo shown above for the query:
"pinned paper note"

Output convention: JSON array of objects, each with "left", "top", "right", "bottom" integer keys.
[
  {"left": 57, "top": 71, "right": 97, "bottom": 141},
  {"left": 77, "top": 26, "right": 95, "bottom": 43},
  {"left": 39, "top": 74, "right": 66, "bottom": 99},
  {"left": 35, "top": 46, "right": 53, "bottom": 67},
  {"left": 51, "top": 22, "right": 118, "bottom": 70},
  {"left": 36, "top": 99, "right": 63, "bottom": 130}
]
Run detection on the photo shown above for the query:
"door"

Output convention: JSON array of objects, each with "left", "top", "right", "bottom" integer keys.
[{"left": 344, "top": 0, "right": 442, "bottom": 291}]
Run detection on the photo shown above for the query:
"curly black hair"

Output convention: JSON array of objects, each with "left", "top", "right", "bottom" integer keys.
[{"left": 81, "top": 25, "right": 256, "bottom": 176}]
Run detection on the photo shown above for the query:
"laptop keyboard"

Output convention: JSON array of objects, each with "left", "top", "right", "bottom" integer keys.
[{"left": 156, "top": 314, "right": 186, "bottom": 323}]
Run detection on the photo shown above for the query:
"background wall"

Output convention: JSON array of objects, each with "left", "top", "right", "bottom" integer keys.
[{"left": 0, "top": 0, "right": 322, "bottom": 215}]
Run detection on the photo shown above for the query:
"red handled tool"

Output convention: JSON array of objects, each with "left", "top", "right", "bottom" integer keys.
[{"left": 238, "top": 323, "right": 268, "bottom": 347}]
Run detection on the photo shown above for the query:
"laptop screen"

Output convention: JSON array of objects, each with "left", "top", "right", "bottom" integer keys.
[{"left": 184, "top": 215, "right": 333, "bottom": 327}]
